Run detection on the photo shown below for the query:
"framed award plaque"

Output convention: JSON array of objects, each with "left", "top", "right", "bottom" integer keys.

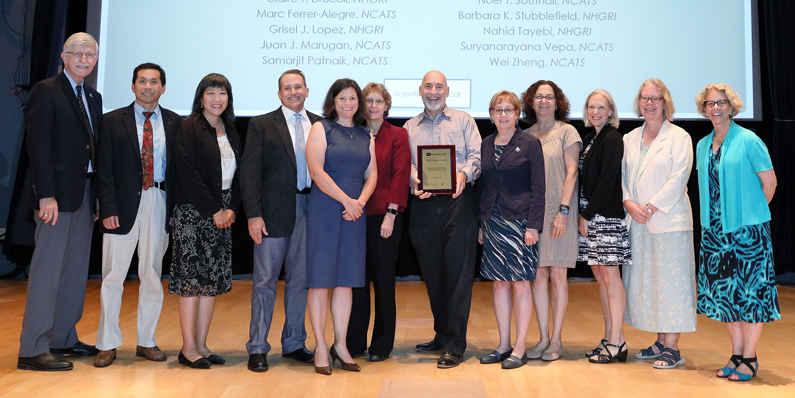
[{"left": 417, "top": 145, "right": 456, "bottom": 195}]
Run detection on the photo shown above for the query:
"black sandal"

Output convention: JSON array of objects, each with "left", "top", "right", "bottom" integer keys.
[
  {"left": 585, "top": 339, "right": 607, "bottom": 358},
  {"left": 588, "top": 342, "right": 627, "bottom": 364}
]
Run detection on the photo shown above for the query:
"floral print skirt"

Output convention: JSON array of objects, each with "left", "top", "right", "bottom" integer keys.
[
  {"left": 168, "top": 190, "right": 232, "bottom": 297},
  {"left": 623, "top": 224, "right": 697, "bottom": 333}
]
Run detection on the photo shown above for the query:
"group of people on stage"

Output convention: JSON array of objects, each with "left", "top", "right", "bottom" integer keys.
[{"left": 17, "top": 32, "right": 779, "bottom": 383}]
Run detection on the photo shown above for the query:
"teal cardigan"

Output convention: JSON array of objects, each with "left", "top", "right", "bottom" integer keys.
[{"left": 696, "top": 121, "right": 773, "bottom": 233}]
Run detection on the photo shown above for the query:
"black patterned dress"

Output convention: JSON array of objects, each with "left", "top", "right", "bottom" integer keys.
[
  {"left": 696, "top": 145, "right": 780, "bottom": 323},
  {"left": 577, "top": 136, "right": 631, "bottom": 266},
  {"left": 480, "top": 144, "right": 539, "bottom": 282}
]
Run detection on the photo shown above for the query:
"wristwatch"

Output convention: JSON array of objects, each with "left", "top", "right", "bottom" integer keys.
[
  {"left": 559, "top": 204, "right": 570, "bottom": 215},
  {"left": 386, "top": 208, "right": 398, "bottom": 215}
]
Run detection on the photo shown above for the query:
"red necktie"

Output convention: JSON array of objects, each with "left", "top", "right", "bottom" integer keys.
[{"left": 142, "top": 111, "right": 154, "bottom": 189}]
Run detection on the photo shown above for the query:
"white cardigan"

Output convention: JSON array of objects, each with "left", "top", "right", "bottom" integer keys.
[{"left": 621, "top": 120, "right": 694, "bottom": 233}]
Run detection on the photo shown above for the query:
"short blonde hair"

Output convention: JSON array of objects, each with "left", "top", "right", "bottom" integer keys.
[
  {"left": 362, "top": 82, "right": 392, "bottom": 118},
  {"left": 695, "top": 83, "right": 744, "bottom": 117},
  {"left": 488, "top": 90, "right": 521, "bottom": 116},
  {"left": 582, "top": 89, "right": 619, "bottom": 129},
  {"left": 63, "top": 32, "right": 98, "bottom": 53},
  {"left": 633, "top": 78, "right": 675, "bottom": 121}
]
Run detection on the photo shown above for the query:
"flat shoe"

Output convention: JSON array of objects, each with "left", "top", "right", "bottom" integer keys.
[
  {"left": 542, "top": 343, "right": 563, "bottom": 361},
  {"left": 480, "top": 348, "right": 512, "bottom": 364},
  {"left": 206, "top": 354, "right": 225, "bottom": 365},
  {"left": 178, "top": 351, "right": 211, "bottom": 369},
  {"left": 527, "top": 341, "right": 549, "bottom": 360},
  {"left": 501, "top": 354, "right": 527, "bottom": 369}
]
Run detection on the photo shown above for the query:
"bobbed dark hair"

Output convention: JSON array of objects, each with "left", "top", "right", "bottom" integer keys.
[
  {"left": 521, "top": 80, "right": 570, "bottom": 125},
  {"left": 190, "top": 73, "right": 234, "bottom": 124},
  {"left": 322, "top": 78, "right": 365, "bottom": 125},
  {"left": 132, "top": 62, "right": 166, "bottom": 85}
]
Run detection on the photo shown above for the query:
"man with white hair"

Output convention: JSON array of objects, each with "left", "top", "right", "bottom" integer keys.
[
  {"left": 405, "top": 70, "right": 481, "bottom": 368},
  {"left": 17, "top": 32, "right": 102, "bottom": 371}
]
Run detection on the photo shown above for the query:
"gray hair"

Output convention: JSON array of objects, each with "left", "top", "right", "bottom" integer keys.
[{"left": 63, "top": 32, "right": 98, "bottom": 53}]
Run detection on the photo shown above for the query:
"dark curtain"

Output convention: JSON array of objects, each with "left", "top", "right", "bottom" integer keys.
[
  {"left": 762, "top": 1, "right": 794, "bottom": 274},
  {"left": 3, "top": 0, "right": 68, "bottom": 266}
]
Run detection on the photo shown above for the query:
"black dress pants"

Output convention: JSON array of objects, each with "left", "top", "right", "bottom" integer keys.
[
  {"left": 409, "top": 185, "right": 478, "bottom": 356},
  {"left": 347, "top": 213, "right": 403, "bottom": 356}
]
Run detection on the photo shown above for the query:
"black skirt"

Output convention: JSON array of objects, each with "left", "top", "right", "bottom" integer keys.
[{"left": 168, "top": 190, "right": 232, "bottom": 297}]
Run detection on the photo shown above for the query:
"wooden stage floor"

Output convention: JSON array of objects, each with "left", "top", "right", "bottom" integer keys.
[{"left": 0, "top": 279, "right": 792, "bottom": 397}]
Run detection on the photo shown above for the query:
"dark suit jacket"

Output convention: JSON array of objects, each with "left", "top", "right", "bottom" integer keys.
[
  {"left": 25, "top": 71, "right": 102, "bottom": 211},
  {"left": 97, "top": 103, "right": 183, "bottom": 234},
  {"left": 366, "top": 121, "right": 411, "bottom": 216},
  {"left": 240, "top": 107, "right": 320, "bottom": 237},
  {"left": 477, "top": 127, "right": 546, "bottom": 231},
  {"left": 579, "top": 124, "right": 625, "bottom": 220},
  {"left": 173, "top": 115, "right": 241, "bottom": 218}
]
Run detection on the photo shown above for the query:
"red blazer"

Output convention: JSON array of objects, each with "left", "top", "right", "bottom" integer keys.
[{"left": 366, "top": 121, "right": 411, "bottom": 215}]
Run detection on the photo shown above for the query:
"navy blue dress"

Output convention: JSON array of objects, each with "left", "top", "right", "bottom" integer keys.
[
  {"left": 696, "top": 145, "right": 780, "bottom": 323},
  {"left": 306, "top": 119, "right": 371, "bottom": 288}
]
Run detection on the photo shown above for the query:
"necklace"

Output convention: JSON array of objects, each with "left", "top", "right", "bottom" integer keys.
[{"left": 217, "top": 135, "right": 234, "bottom": 170}]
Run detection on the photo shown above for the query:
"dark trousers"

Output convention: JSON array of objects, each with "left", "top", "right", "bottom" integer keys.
[
  {"left": 347, "top": 213, "right": 403, "bottom": 356},
  {"left": 409, "top": 185, "right": 478, "bottom": 356},
  {"left": 19, "top": 180, "right": 93, "bottom": 357}
]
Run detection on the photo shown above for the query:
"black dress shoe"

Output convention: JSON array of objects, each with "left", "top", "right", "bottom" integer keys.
[
  {"left": 17, "top": 352, "right": 73, "bottom": 371},
  {"left": 247, "top": 353, "right": 269, "bottom": 372},
  {"left": 437, "top": 352, "right": 463, "bottom": 369},
  {"left": 50, "top": 341, "right": 99, "bottom": 357},
  {"left": 282, "top": 348, "right": 314, "bottom": 363},
  {"left": 416, "top": 340, "right": 443, "bottom": 352},
  {"left": 178, "top": 351, "right": 211, "bottom": 369},
  {"left": 368, "top": 353, "right": 388, "bottom": 362}
]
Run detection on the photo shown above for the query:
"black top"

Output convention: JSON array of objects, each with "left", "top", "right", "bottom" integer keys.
[
  {"left": 173, "top": 115, "right": 241, "bottom": 218},
  {"left": 25, "top": 71, "right": 103, "bottom": 211},
  {"left": 579, "top": 124, "right": 625, "bottom": 220}
]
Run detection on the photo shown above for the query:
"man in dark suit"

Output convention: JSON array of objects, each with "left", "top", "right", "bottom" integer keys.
[
  {"left": 17, "top": 32, "right": 102, "bottom": 371},
  {"left": 240, "top": 69, "right": 319, "bottom": 371},
  {"left": 93, "top": 63, "right": 183, "bottom": 367}
]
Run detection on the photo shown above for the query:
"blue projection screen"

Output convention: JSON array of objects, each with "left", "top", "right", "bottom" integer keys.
[{"left": 95, "top": 0, "right": 759, "bottom": 119}]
